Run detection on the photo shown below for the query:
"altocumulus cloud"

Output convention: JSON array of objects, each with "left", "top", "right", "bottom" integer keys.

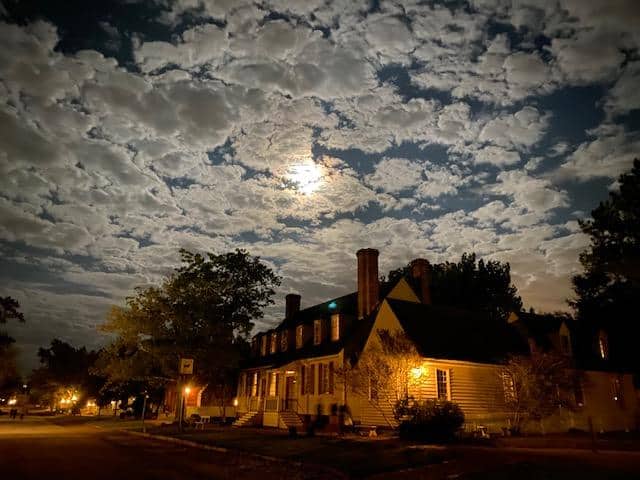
[{"left": 1, "top": 0, "right": 639, "bottom": 370}]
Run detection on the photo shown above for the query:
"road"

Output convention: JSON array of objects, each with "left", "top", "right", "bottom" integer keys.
[
  {"left": 0, "top": 416, "right": 333, "bottom": 480},
  {"left": 1, "top": 416, "right": 639, "bottom": 479}
]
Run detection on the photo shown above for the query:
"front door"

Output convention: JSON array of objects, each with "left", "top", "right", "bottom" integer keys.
[{"left": 284, "top": 375, "right": 297, "bottom": 411}]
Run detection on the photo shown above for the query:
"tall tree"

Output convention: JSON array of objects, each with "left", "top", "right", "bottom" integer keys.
[
  {"left": 387, "top": 253, "right": 522, "bottom": 322},
  {"left": 0, "top": 296, "right": 25, "bottom": 393},
  {"left": 95, "top": 248, "right": 280, "bottom": 401},
  {"left": 571, "top": 159, "right": 640, "bottom": 380},
  {"left": 29, "top": 339, "right": 103, "bottom": 408}
]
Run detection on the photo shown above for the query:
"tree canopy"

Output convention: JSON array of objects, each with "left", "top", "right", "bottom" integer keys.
[
  {"left": 387, "top": 252, "right": 522, "bottom": 322},
  {"left": 95, "top": 248, "right": 280, "bottom": 396},
  {"left": 0, "top": 296, "right": 24, "bottom": 394},
  {"left": 571, "top": 159, "right": 640, "bottom": 380},
  {"left": 0, "top": 296, "right": 25, "bottom": 323}
]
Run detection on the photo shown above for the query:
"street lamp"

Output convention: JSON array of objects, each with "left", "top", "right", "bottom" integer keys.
[{"left": 141, "top": 392, "right": 149, "bottom": 433}]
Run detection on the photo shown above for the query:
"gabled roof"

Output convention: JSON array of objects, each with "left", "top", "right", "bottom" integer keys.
[{"left": 386, "top": 299, "right": 530, "bottom": 364}]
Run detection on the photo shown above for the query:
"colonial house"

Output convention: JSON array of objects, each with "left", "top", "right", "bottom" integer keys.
[{"left": 235, "top": 249, "right": 638, "bottom": 434}]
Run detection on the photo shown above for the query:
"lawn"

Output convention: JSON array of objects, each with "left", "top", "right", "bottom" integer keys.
[
  {"left": 150, "top": 425, "right": 450, "bottom": 477},
  {"left": 45, "top": 414, "right": 154, "bottom": 431}
]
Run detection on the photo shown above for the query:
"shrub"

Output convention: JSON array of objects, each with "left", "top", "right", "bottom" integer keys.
[{"left": 394, "top": 398, "right": 464, "bottom": 442}]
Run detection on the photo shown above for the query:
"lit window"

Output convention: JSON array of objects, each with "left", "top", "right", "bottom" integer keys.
[
  {"left": 368, "top": 377, "right": 378, "bottom": 402},
  {"left": 331, "top": 315, "right": 340, "bottom": 341},
  {"left": 598, "top": 331, "right": 609, "bottom": 360},
  {"left": 502, "top": 371, "right": 516, "bottom": 402},
  {"left": 436, "top": 369, "right": 451, "bottom": 400},
  {"left": 296, "top": 325, "right": 304, "bottom": 349},
  {"left": 260, "top": 336, "right": 267, "bottom": 356},
  {"left": 314, "top": 319, "right": 322, "bottom": 345},
  {"left": 280, "top": 330, "right": 288, "bottom": 352},
  {"left": 270, "top": 332, "right": 278, "bottom": 354}
]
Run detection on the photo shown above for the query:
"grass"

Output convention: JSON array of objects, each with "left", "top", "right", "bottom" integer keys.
[
  {"left": 45, "top": 414, "right": 153, "bottom": 430},
  {"left": 150, "top": 425, "right": 449, "bottom": 477}
]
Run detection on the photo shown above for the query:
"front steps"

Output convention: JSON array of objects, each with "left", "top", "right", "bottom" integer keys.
[
  {"left": 279, "top": 411, "right": 303, "bottom": 430},
  {"left": 233, "top": 411, "right": 260, "bottom": 427}
]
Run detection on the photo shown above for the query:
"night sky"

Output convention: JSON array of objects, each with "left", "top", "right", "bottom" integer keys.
[{"left": 1, "top": 0, "right": 639, "bottom": 372}]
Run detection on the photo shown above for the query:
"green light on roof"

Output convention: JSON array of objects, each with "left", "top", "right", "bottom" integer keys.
[{"left": 328, "top": 301, "right": 337, "bottom": 310}]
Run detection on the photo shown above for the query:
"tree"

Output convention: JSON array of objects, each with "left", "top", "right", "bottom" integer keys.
[
  {"left": 501, "top": 352, "right": 582, "bottom": 434},
  {"left": 95, "top": 248, "right": 280, "bottom": 408},
  {"left": 0, "top": 296, "right": 25, "bottom": 323},
  {"left": 387, "top": 253, "right": 522, "bottom": 322},
  {"left": 29, "top": 339, "right": 103, "bottom": 409},
  {"left": 0, "top": 296, "right": 24, "bottom": 394},
  {"left": 339, "top": 330, "right": 422, "bottom": 427},
  {"left": 571, "top": 160, "right": 640, "bottom": 381}
]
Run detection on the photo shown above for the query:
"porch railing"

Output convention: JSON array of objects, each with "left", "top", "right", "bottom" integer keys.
[
  {"left": 264, "top": 396, "right": 279, "bottom": 412},
  {"left": 249, "top": 396, "right": 261, "bottom": 412}
]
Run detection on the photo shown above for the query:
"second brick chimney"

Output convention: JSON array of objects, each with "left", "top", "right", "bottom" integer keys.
[
  {"left": 285, "top": 293, "right": 301, "bottom": 320},
  {"left": 410, "top": 258, "right": 432, "bottom": 305},
  {"left": 357, "top": 248, "right": 380, "bottom": 319}
]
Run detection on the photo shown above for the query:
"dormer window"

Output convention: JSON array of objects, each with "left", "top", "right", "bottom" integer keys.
[
  {"left": 598, "top": 330, "right": 609, "bottom": 360},
  {"left": 314, "top": 319, "right": 322, "bottom": 345},
  {"left": 260, "top": 335, "right": 267, "bottom": 356},
  {"left": 331, "top": 314, "right": 340, "bottom": 341},
  {"left": 296, "top": 325, "right": 304, "bottom": 349},
  {"left": 270, "top": 332, "right": 278, "bottom": 354},
  {"left": 280, "top": 330, "right": 288, "bottom": 352}
]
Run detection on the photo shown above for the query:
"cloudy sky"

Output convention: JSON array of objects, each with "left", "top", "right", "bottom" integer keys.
[{"left": 1, "top": 0, "right": 639, "bottom": 371}]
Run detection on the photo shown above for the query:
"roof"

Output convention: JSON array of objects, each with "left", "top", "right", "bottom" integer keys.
[
  {"left": 387, "top": 299, "right": 530, "bottom": 364},
  {"left": 242, "top": 291, "right": 373, "bottom": 369}
]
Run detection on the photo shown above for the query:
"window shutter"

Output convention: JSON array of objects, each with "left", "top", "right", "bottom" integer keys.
[
  {"left": 301, "top": 365, "right": 306, "bottom": 395},
  {"left": 448, "top": 369, "right": 453, "bottom": 401},
  {"left": 329, "top": 362, "right": 334, "bottom": 394},
  {"left": 318, "top": 364, "right": 324, "bottom": 394}
]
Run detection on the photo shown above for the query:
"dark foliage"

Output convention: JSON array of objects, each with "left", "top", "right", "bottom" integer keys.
[
  {"left": 393, "top": 398, "right": 465, "bottom": 442},
  {"left": 387, "top": 252, "right": 522, "bottom": 322},
  {"left": 0, "top": 296, "right": 25, "bottom": 323}
]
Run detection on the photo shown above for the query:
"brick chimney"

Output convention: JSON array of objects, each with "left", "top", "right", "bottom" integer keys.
[
  {"left": 410, "top": 258, "right": 432, "bottom": 305},
  {"left": 357, "top": 248, "right": 379, "bottom": 319},
  {"left": 285, "top": 293, "right": 301, "bottom": 320}
]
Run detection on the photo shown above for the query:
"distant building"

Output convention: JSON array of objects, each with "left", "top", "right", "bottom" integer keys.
[{"left": 235, "top": 249, "right": 638, "bottom": 433}]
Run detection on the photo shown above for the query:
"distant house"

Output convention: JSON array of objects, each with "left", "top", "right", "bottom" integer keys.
[{"left": 235, "top": 249, "right": 638, "bottom": 433}]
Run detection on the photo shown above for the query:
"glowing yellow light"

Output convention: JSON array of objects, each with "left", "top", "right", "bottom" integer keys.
[
  {"left": 184, "top": 386, "right": 191, "bottom": 395},
  {"left": 233, "top": 398, "right": 238, "bottom": 407},
  {"left": 8, "top": 398, "right": 17, "bottom": 406},
  {"left": 410, "top": 366, "right": 425, "bottom": 380},
  {"left": 286, "top": 162, "right": 323, "bottom": 194},
  {"left": 71, "top": 395, "right": 78, "bottom": 401}
]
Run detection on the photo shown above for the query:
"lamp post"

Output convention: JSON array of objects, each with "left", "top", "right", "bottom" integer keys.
[
  {"left": 141, "top": 392, "right": 149, "bottom": 433},
  {"left": 178, "top": 386, "right": 191, "bottom": 432}
]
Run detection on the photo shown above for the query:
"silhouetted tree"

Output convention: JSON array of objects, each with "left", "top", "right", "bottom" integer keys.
[
  {"left": 387, "top": 253, "right": 522, "bottom": 322},
  {"left": 571, "top": 159, "right": 640, "bottom": 382},
  {"left": 95, "top": 248, "right": 280, "bottom": 404},
  {"left": 0, "top": 296, "right": 24, "bottom": 393}
]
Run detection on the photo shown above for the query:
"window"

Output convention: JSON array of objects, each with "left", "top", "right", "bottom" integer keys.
[
  {"left": 436, "top": 369, "right": 450, "bottom": 400},
  {"left": 317, "top": 363, "right": 333, "bottom": 394},
  {"left": 300, "top": 365, "right": 306, "bottom": 395},
  {"left": 502, "top": 371, "right": 516, "bottom": 402},
  {"left": 250, "top": 372, "right": 258, "bottom": 396},
  {"left": 314, "top": 319, "right": 322, "bottom": 345},
  {"left": 598, "top": 331, "right": 609, "bottom": 360},
  {"left": 296, "top": 325, "right": 304, "bottom": 349},
  {"left": 368, "top": 377, "right": 378, "bottom": 402},
  {"left": 280, "top": 330, "right": 289, "bottom": 352},
  {"left": 331, "top": 314, "right": 340, "bottom": 341},
  {"left": 270, "top": 332, "right": 278, "bottom": 354},
  {"left": 306, "top": 364, "right": 315, "bottom": 395},
  {"left": 260, "top": 336, "right": 267, "bottom": 356}
]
